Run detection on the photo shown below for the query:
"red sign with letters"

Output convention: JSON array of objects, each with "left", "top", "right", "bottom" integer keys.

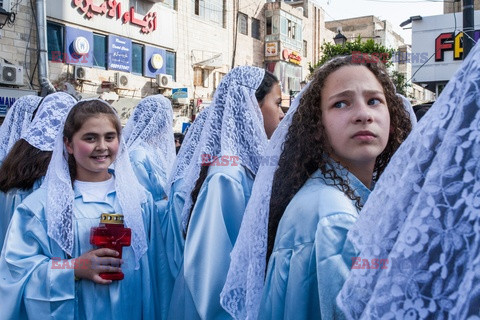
[{"left": 72, "top": 0, "right": 157, "bottom": 34}]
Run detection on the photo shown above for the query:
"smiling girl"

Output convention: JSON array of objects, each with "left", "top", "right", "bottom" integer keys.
[
  {"left": 221, "top": 55, "right": 412, "bottom": 319},
  {"left": 0, "top": 99, "right": 169, "bottom": 319}
]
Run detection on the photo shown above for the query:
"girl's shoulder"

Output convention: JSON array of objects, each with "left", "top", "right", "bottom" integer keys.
[
  {"left": 289, "top": 169, "right": 359, "bottom": 219},
  {"left": 206, "top": 162, "right": 253, "bottom": 185},
  {"left": 16, "top": 186, "right": 48, "bottom": 220}
]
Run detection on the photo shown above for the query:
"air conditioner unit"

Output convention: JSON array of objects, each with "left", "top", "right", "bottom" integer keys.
[
  {"left": 0, "top": 62, "right": 24, "bottom": 86},
  {"left": 114, "top": 72, "right": 129, "bottom": 88},
  {"left": 156, "top": 73, "right": 173, "bottom": 89},
  {"left": 74, "top": 66, "right": 88, "bottom": 80}
]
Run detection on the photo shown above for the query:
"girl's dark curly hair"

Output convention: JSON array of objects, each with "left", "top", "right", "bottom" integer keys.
[{"left": 266, "top": 55, "right": 412, "bottom": 262}]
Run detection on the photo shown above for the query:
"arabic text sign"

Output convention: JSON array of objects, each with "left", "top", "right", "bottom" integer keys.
[{"left": 108, "top": 35, "right": 132, "bottom": 72}]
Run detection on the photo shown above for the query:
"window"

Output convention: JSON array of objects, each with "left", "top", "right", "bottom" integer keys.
[
  {"left": 93, "top": 34, "right": 106, "bottom": 68},
  {"left": 193, "top": 0, "right": 225, "bottom": 27},
  {"left": 266, "top": 16, "right": 272, "bottom": 35},
  {"left": 131, "top": 43, "right": 143, "bottom": 75},
  {"left": 47, "top": 21, "right": 64, "bottom": 62},
  {"left": 194, "top": 0, "right": 202, "bottom": 15},
  {"left": 238, "top": 13, "right": 248, "bottom": 35},
  {"left": 166, "top": 51, "right": 176, "bottom": 81},
  {"left": 251, "top": 18, "right": 260, "bottom": 40},
  {"left": 194, "top": 67, "right": 203, "bottom": 86},
  {"left": 303, "top": 40, "right": 307, "bottom": 57}
]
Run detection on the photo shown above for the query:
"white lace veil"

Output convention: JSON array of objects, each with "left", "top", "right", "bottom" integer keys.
[
  {"left": 179, "top": 65, "right": 268, "bottom": 231},
  {"left": 123, "top": 94, "right": 176, "bottom": 192},
  {"left": 22, "top": 92, "right": 78, "bottom": 151},
  {"left": 219, "top": 80, "right": 310, "bottom": 319},
  {"left": 397, "top": 93, "right": 417, "bottom": 127},
  {"left": 166, "top": 106, "right": 212, "bottom": 196},
  {"left": 338, "top": 42, "right": 480, "bottom": 319},
  {"left": 43, "top": 98, "right": 147, "bottom": 269},
  {"left": 0, "top": 95, "right": 41, "bottom": 161}
]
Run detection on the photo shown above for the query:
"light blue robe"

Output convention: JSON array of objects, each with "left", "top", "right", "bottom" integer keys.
[
  {"left": 168, "top": 165, "right": 255, "bottom": 320},
  {"left": 258, "top": 168, "right": 371, "bottom": 320},
  {"left": 0, "top": 181, "right": 172, "bottom": 320},
  {"left": 162, "top": 178, "right": 186, "bottom": 279},
  {"left": 0, "top": 178, "right": 43, "bottom": 251},
  {"left": 129, "top": 145, "right": 168, "bottom": 202}
]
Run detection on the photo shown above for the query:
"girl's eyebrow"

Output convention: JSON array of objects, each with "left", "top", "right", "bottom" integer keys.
[
  {"left": 327, "top": 89, "right": 384, "bottom": 102},
  {"left": 82, "top": 131, "right": 118, "bottom": 136}
]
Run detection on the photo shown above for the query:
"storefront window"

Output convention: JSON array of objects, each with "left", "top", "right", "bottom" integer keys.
[
  {"left": 93, "top": 34, "right": 106, "bottom": 69},
  {"left": 131, "top": 43, "right": 143, "bottom": 75},
  {"left": 166, "top": 51, "right": 176, "bottom": 81},
  {"left": 47, "top": 21, "right": 64, "bottom": 61}
]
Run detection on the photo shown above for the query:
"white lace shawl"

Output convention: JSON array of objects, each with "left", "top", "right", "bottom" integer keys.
[
  {"left": 123, "top": 94, "right": 176, "bottom": 193},
  {"left": 22, "top": 92, "right": 78, "bottom": 151},
  {"left": 397, "top": 93, "right": 418, "bottom": 127},
  {"left": 166, "top": 106, "right": 212, "bottom": 196},
  {"left": 338, "top": 42, "right": 480, "bottom": 319},
  {"left": 43, "top": 99, "right": 148, "bottom": 269},
  {"left": 0, "top": 95, "right": 41, "bottom": 161},
  {"left": 220, "top": 81, "right": 311, "bottom": 320},
  {"left": 179, "top": 65, "right": 268, "bottom": 231}
]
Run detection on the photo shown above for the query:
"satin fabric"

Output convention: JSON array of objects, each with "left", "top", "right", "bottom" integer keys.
[
  {"left": 168, "top": 165, "right": 255, "bottom": 320},
  {"left": 162, "top": 178, "right": 186, "bottom": 279},
  {"left": 0, "top": 179, "right": 43, "bottom": 251},
  {"left": 0, "top": 178, "right": 172, "bottom": 320},
  {"left": 129, "top": 142, "right": 168, "bottom": 202},
  {"left": 258, "top": 167, "right": 370, "bottom": 320}
]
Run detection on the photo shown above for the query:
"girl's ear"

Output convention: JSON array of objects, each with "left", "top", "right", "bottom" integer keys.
[{"left": 64, "top": 137, "right": 74, "bottom": 155}]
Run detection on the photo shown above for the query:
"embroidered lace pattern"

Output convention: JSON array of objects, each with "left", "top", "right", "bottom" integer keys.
[
  {"left": 0, "top": 95, "right": 41, "bottom": 161},
  {"left": 337, "top": 42, "right": 480, "bottom": 320}
]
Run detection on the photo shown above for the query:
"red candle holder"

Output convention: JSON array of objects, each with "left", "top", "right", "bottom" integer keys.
[{"left": 90, "top": 213, "right": 131, "bottom": 280}]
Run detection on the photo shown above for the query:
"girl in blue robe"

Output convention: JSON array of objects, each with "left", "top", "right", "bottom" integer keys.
[
  {"left": 0, "top": 99, "right": 171, "bottom": 319},
  {"left": 167, "top": 66, "right": 284, "bottom": 319},
  {"left": 123, "top": 94, "right": 176, "bottom": 204},
  {"left": 221, "top": 56, "right": 412, "bottom": 319},
  {"left": 337, "top": 41, "right": 480, "bottom": 320},
  {"left": 0, "top": 93, "right": 77, "bottom": 250},
  {"left": 164, "top": 106, "right": 212, "bottom": 279}
]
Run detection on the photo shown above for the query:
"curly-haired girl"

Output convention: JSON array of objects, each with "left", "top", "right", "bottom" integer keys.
[{"left": 221, "top": 55, "right": 412, "bottom": 319}]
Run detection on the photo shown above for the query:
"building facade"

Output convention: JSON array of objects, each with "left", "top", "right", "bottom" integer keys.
[{"left": 325, "top": 15, "right": 435, "bottom": 103}]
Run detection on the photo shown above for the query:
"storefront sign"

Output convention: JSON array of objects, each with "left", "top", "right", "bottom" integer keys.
[
  {"left": 172, "top": 88, "right": 188, "bottom": 100},
  {"left": 108, "top": 35, "right": 132, "bottom": 72},
  {"left": 265, "top": 42, "right": 278, "bottom": 57},
  {"left": 72, "top": 0, "right": 157, "bottom": 34},
  {"left": 65, "top": 26, "right": 94, "bottom": 66},
  {"left": 288, "top": 51, "right": 302, "bottom": 65},
  {"left": 144, "top": 46, "right": 166, "bottom": 78},
  {"left": 435, "top": 30, "right": 480, "bottom": 61}
]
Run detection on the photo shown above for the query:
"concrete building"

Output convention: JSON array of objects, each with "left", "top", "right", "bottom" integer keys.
[
  {"left": 410, "top": 10, "right": 480, "bottom": 96},
  {"left": 0, "top": 0, "right": 337, "bottom": 124},
  {"left": 444, "top": 0, "right": 480, "bottom": 13},
  {"left": 325, "top": 15, "right": 435, "bottom": 103}
]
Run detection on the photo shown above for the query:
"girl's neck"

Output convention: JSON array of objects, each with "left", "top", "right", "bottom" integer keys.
[
  {"left": 329, "top": 157, "right": 374, "bottom": 189},
  {"left": 75, "top": 171, "right": 112, "bottom": 183}
]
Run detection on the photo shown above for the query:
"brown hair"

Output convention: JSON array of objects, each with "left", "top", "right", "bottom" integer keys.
[
  {"left": 63, "top": 100, "right": 121, "bottom": 182},
  {"left": 0, "top": 139, "right": 52, "bottom": 192},
  {"left": 266, "top": 55, "right": 412, "bottom": 262}
]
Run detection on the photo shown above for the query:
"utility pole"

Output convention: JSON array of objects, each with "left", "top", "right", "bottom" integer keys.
[{"left": 463, "top": 0, "right": 475, "bottom": 58}]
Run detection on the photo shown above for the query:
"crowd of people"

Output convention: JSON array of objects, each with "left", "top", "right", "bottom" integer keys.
[{"left": 0, "top": 41, "right": 478, "bottom": 320}]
